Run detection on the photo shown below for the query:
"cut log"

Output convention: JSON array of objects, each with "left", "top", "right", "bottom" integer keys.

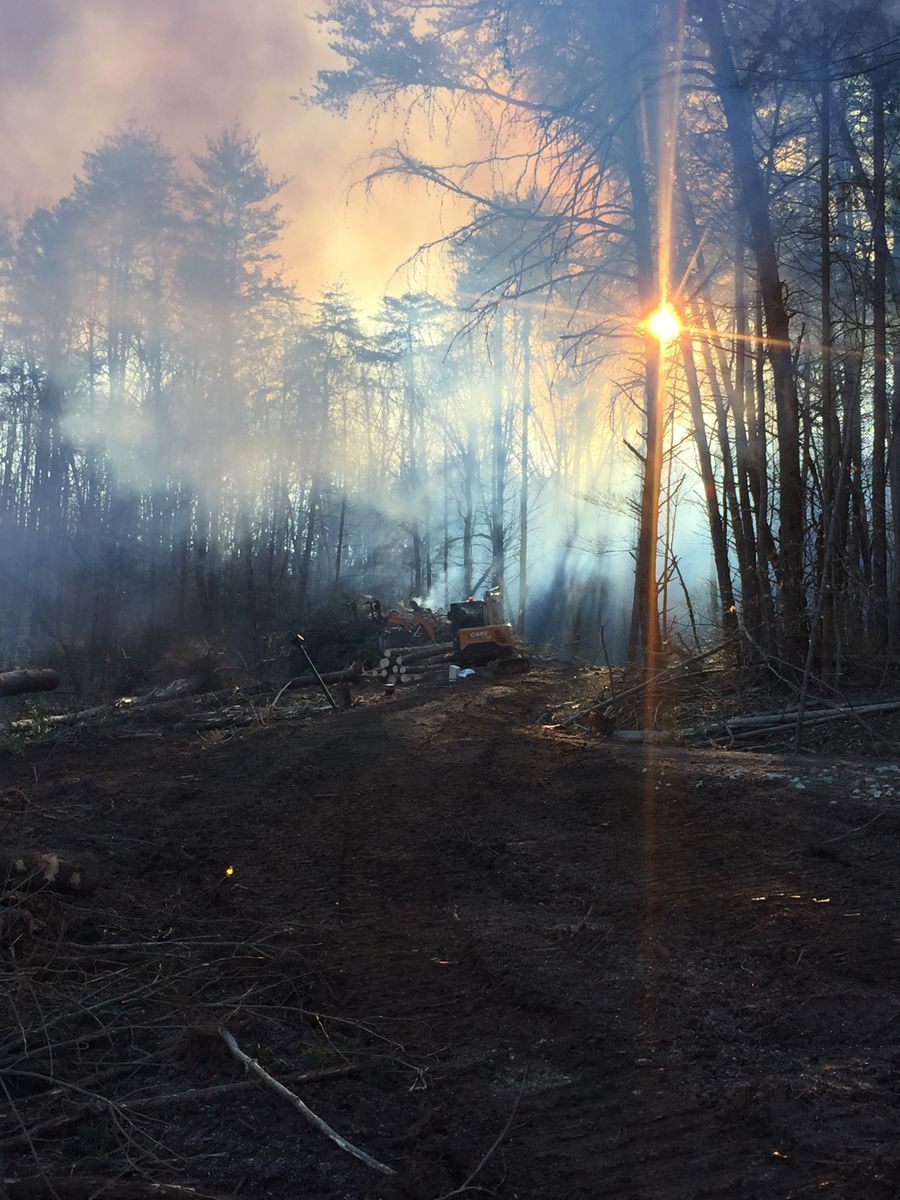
[
  {"left": 611, "top": 729, "right": 675, "bottom": 744},
  {"left": 0, "top": 669, "right": 59, "bottom": 697},
  {"left": 395, "top": 642, "right": 453, "bottom": 666},
  {"left": 0, "top": 849, "right": 99, "bottom": 895},
  {"left": 284, "top": 666, "right": 361, "bottom": 690}
]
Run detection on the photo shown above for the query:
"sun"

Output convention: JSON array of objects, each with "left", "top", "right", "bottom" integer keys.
[{"left": 646, "top": 301, "right": 681, "bottom": 344}]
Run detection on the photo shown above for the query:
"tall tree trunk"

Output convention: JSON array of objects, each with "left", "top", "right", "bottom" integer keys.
[
  {"left": 752, "top": 291, "right": 779, "bottom": 656},
  {"left": 334, "top": 493, "right": 347, "bottom": 585},
  {"left": 298, "top": 479, "right": 320, "bottom": 615},
  {"left": 490, "top": 312, "right": 506, "bottom": 590},
  {"left": 620, "top": 103, "right": 663, "bottom": 666},
  {"left": 240, "top": 517, "right": 261, "bottom": 664},
  {"left": 871, "top": 76, "right": 889, "bottom": 650},
  {"left": 462, "top": 431, "right": 475, "bottom": 598},
  {"left": 891, "top": 300, "right": 900, "bottom": 651},
  {"left": 694, "top": 0, "right": 805, "bottom": 666},
  {"left": 404, "top": 331, "right": 424, "bottom": 596},
  {"left": 442, "top": 435, "right": 450, "bottom": 612},
  {"left": 517, "top": 311, "right": 531, "bottom": 634},
  {"left": 682, "top": 336, "right": 738, "bottom": 636},
  {"left": 299, "top": 369, "right": 330, "bottom": 613},
  {"left": 629, "top": 338, "right": 665, "bottom": 665},
  {"left": 700, "top": 334, "right": 757, "bottom": 614},
  {"left": 819, "top": 41, "right": 838, "bottom": 674}
]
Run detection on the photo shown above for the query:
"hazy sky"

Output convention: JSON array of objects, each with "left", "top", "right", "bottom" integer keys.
[{"left": 0, "top": 0, "right": 463, "bottom": 307}]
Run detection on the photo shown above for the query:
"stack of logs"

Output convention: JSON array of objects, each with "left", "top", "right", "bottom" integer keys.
[{"left": 374, "top": 642, "right": 455, "bottom": 685}]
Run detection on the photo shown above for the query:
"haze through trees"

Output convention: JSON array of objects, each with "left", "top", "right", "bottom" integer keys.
[
  {"left": 4, "top": 0, "right": 900, "bottom": 696},
  {"left": 314, "top": 0, "right": 900, "bottom": 676}
]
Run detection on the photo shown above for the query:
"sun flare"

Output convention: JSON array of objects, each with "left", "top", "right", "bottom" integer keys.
[{"left": 646, "top": 302, "right": 682, "bottom": 344}]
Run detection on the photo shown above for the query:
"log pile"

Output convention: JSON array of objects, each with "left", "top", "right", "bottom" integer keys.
[{"left": 375, "top": 642, "right": 454, "bottom": 685}]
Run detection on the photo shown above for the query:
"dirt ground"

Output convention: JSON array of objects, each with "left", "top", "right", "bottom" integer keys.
[{"left": 3, "top": 667, "right": 900, "bottom": 1199}]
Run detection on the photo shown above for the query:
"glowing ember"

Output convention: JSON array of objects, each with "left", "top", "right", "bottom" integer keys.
[{"left": 646, "top": 301, "right": 681, "bottom": 343}]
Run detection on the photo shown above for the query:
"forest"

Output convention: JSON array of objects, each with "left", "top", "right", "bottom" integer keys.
[
  {"left": 7, "top": 5, "right": 900, "bottom": 1198},
  {"left": 2, "top": 0, "right": 899, "bottom": 697}
]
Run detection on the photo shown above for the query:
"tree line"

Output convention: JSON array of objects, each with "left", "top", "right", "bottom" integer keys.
[
  {"left": 315, "top": 0, "right": 900, "bottom": 680},
  {"left": 8, "top": 0, "right": 898, "bottom": 697},
  {"left": 1, "top": 123, "right": 636, "bottom": 696}
]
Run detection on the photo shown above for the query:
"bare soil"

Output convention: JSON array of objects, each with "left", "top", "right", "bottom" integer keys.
[{"left": 2, "top": 668, "right": 900, "bottom": 1198}]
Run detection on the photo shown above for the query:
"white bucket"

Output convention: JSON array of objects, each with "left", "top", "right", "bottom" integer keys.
[{"left": 448, "top": 664, "right": 460, "bottom": 682}]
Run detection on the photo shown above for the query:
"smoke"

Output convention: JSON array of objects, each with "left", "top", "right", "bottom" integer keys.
[
  {"left": 0, "top": 3, "right": 721, "bottom": 677},
  {"left": 0, "top": 0, "right": 466, "bottom": 307}
]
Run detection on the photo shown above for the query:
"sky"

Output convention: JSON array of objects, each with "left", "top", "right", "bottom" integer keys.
[{"left": 0, "top": 0, "right": 463, "bottom": 307}]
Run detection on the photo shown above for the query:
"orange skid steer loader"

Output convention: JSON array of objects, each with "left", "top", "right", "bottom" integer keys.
[{"left": 448, "top": 588, "right": 529, "bottom": 674}]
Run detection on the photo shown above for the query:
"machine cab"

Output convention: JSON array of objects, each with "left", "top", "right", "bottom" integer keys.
[
  {"left": 448, "top": 592, "right": 515, "bottom": 663},
  {"left": 448, "top": 599, "right": 489, "bottom": 631}
]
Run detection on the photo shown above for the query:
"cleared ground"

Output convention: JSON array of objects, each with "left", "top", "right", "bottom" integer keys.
[{"left": 2, "top": 670, "right": 900, "bottom": 1198}]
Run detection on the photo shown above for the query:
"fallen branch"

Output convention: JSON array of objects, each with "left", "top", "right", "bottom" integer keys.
[
  {"left": 434, "top": 1070, "right": 526, "bottom": 1199},
  {"left": 216, "top": 1026, "right": 395, "bottom": 1176},
  {"left": 684, "top": 697, "right": 900, "bottom": 742}
]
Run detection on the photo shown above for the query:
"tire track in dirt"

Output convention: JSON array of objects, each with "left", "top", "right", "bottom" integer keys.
[
  {"left": 430, "top": 746, "right": 746, "bottom": 1196},
  {"left": 326, "top": 705, "right": 735, "bottom": 1195}
]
